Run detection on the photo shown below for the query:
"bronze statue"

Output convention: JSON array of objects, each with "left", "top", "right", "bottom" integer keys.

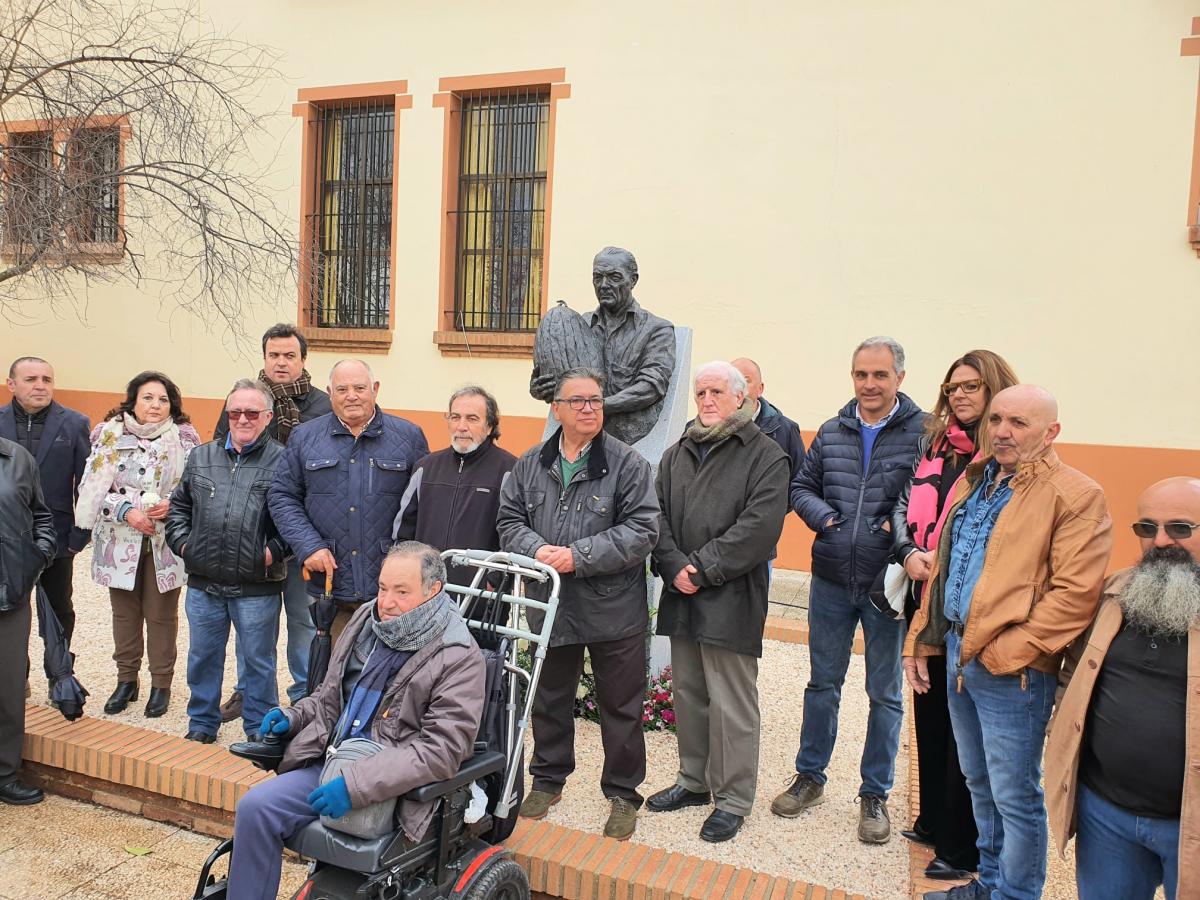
[{"left": 530, "top": 247, "right": 676, "bottom": 446}]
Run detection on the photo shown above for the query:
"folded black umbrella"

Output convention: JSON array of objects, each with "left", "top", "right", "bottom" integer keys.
[
  {"left": 305, "top": 569, "right": 337, "bottom": 697},
  {"left": 36, "top": 586, "right": 88, "bottom": 721}
]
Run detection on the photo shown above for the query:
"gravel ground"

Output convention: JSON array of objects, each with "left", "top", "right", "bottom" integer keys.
[
  {"left": 532, "top": 638, "right": 911, "bottom": 900},
  {"left": 26, "top": 558, "right": 1105, "bottom": 899}
]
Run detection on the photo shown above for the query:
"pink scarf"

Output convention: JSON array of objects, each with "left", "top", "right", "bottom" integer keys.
[{"left": 905, "top": 422, "right": 978, "bottom": 552}]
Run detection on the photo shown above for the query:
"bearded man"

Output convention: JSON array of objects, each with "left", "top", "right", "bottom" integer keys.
[{"left": 1047, "top": 477, "right": 1200, "bottom": 900}]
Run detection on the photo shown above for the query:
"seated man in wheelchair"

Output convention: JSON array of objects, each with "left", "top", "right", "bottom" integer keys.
[{"left": 226, "top": 541, "right": 486, "bottom": 900}]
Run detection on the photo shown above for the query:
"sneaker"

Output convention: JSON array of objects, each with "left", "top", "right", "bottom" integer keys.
[
  {"left": 219, "top": 690, "right": 243, "bottom": 723},
  {"left": 518, "top": 790, "right": 561, "bottom": 820},
  {"left": 603, "top": 798, "right": 638, "bottom": 841},
  {"left": 857, "top": 793, "right": 891, "bottom": 844},
  {"left": 770, "top": 773, "right": 825, "bottom": 817},
  {"left": 923, "top": 879, "right": 989, "bottom": 900}
]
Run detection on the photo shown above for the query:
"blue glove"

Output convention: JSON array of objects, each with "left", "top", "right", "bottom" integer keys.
[
  {"left": 259, "top": 707, "right": 291, "bottom": 737},
  {"left": 308, "top": 776, "right": 351, "bottom": 819}
]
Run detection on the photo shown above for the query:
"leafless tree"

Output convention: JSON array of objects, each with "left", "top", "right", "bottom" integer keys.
[{"left": 0, "top": 0, "right": 294, "bottom": 338}]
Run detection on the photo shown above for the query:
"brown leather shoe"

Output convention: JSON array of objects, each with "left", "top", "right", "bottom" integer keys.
[
  {"left": 770, "top": 773, "right": 825, "bottom": 817},
  {"left": 219, "top": 690, "right": 243, "bottom": 723}
]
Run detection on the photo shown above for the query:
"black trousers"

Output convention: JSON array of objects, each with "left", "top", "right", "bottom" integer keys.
[
  {"left": 530, "top": 631, "right": 646, "bottom": 805},
  {"left": 0, "top": 601, "right": 32, "bottom": 785},
  {"left": 913, "top": 653, "right": 980, "bottom": 870},
  {"left": 36, "top": 555, "right": 76, "bottom": 649}
]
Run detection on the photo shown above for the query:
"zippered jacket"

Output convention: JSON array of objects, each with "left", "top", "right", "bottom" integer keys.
[
  {"left": 268, "top": 409, "right": 429, "bottom": 604},
  {"left": 496, "top": 429, "right": 659, "bottom": 646},
  {"left": 392, "top": 437, "right": 517, "bottom": 584},
  {"left": 165, "top": 432, "right": 288, "bottom": 597},
  {"left": 904, "top": 448, "right": 1112, "bottom": 675},
  {"left": 790, "top": 394, "right": 926, "bottom": 588}
]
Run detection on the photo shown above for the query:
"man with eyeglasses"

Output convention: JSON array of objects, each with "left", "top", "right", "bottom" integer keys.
[
  {"left": 214, "top": 324, "right": 333, "bottom": 718},
  {"left": 166, "top": 379, "right": 289, "bottom": 743},
  {"left": 498, "top": 366, "right": 660, "bottom": 842},
  {"left": 392, "top": 386, "right": 516, "bottom": 585},
  {"left": 1046, "top": 477, "right": 1200, "bottom": 900},
  {"left": 903, "top": 384, "right": 1112, "bottom": 900}
]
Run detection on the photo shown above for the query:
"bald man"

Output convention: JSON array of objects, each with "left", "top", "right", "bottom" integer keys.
[
  {"left": 269, "top": 359, "right": 429, "bottom": 643},
  {"left": 903, "top": 385, "right": 1113, "bottom": 900},
  {"left": 1046, "top": 477, "right": 1200, "bottom": 900}
]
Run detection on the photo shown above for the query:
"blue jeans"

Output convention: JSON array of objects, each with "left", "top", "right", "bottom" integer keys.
[
  {"left": 185, "top": 586, "right": 280, "bottom": 738},
  {"left": 1075, "top": 783, "right": 1179, "bottom": 900},
  {"left": 794, "top": 574, "right": 905, "bottom": 797},
  {"left": 945, "top": 630, "right": 1055, "bottom": 900},
  {"left": 235, "top": 560, "right": 313, "bottom": 703}
]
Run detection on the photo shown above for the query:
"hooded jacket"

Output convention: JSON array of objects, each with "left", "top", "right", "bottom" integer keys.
[{"left": 790, "top": 393, "right": 926, "bottom": 588}]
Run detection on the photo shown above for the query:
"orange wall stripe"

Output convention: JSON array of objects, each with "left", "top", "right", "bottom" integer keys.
[{"left": 7, "top": 387, "right": 1196, "bottom": 575}]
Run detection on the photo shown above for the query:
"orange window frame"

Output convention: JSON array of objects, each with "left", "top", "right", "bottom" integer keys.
[
  {"left": 1182, "top": 17, "right": 1200, "bottom": 255},
  {"left": 432, "top": 68, "right": 570, "bottom": 358},
  {"left": 0, "top": 114, "right": 129, "bottom": 264},
  {"left": 292, "top": 81, "right": 411, "bottom": 352}
]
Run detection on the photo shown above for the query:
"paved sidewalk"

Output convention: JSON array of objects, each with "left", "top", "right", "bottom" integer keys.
[{"left": 0, "top": 792, "right": 306, "bottom": 899}]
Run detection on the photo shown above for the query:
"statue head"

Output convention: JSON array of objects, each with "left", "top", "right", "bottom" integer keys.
[{"left": 592, "top": 246, "right": 638, "bottom": 314}]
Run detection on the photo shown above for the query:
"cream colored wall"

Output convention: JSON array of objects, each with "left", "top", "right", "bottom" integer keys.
[{"left": 3, "top": 1, "right": 1199, "bottom": 449}]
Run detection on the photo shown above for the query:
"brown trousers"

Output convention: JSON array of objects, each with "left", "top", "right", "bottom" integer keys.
[{"left": 109, "top": 543, "right": 180, "bottom": 689}]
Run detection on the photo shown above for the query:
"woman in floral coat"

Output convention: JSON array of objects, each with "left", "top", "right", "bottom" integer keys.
[{"left": 75, "top": 371, "right": 200, "bottom": 718}]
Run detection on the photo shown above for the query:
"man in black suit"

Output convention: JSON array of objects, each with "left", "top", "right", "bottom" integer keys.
[{"left": 1, "top": 357, "right": 91, "bottom": 650}]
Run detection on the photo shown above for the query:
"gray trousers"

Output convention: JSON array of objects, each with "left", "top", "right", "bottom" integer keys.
[
  {"left": 229, "top": 764, "right": 320, "bottom": 900},
  {"left": 670, "top": 637, "right": 760, "bottom": 816},
  {"left": 0, "top": 601, "right": 32, "bottom": 785}
]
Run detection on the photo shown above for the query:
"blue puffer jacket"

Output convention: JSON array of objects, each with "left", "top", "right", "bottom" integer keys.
[
  {"left": 268, "top": 409, "right": 429, "bottom": 604},
  {"left": 790, "top": 393, "right": 926, "bottom": 588}
]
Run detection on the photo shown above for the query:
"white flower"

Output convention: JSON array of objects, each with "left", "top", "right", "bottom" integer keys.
[{"left": 142, "top": 492, "right": 161, "bottom": 506}]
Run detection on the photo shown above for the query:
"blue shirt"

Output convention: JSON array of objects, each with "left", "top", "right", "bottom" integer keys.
[
  {"left": 943, "top": 461, "right": 1015, "bottom": 624},
  {"left": 855, "top": 399, "right": 899, "bottom": 474}
]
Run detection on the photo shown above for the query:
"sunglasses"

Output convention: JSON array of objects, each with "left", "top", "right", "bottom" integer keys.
[
  {"left": 941, "top": 379, "right": 985, "bottom": 397},
  {"left": 227, "top": 409, "right": 268, "bottom": 422},
  {"left": 1131, "top": 520, "right": 1200, "bottom": 540}
]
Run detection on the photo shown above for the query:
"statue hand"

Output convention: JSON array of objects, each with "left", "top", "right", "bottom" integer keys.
[{"left": 530, "top": 373, "right": 557, "bottom": 402}]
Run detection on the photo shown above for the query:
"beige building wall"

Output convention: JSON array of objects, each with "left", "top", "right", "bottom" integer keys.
[{"left": 3, "top": 1, "right": 1199, "bottom": 569}]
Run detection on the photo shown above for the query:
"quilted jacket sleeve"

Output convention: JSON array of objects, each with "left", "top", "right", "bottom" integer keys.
[{"left": 268, "top": 432, "right": 329, "bottom": 565}]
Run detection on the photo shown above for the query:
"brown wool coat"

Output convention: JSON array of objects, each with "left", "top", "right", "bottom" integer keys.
[
  {"left": 277, "top": 601, "right": 485, "bottom": 841},
  {"left": 1046, "top": 571, "right": 1200, "bottom": 899}
]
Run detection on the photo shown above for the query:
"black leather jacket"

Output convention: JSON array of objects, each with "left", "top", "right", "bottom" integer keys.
[
  {"left": 0, "top": 437, "right": 56, "bottom": 607},
  {"left": 165, "top": 432, "right": 288, "bottom": 597}
]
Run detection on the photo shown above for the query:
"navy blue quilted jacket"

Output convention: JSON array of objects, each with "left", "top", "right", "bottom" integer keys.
[
  {"left": 268, "top": 409, "right": 429, "bottom": 604},
  {"left": 790, "top": 393, "right": 926, "bottom": 588}
]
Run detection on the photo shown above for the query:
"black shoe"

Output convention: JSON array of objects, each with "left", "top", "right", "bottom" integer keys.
[
  {"left": 184, "top": 731, "right": 216, "bottom": 744},
  {"left": 144, "top": 687, "right": 170, "bottom": 718},
  {"left": 103, "top": 681, "right": 139, "bottom": 714},
  {"left": 0, "top": 780, "right": 44, "bottom": 805},
  {"left": 901, "top": 827, "right": 936, "bottom": 847},
  {"left": 646, "top": 784, "right": 712, "bottom": 813},
  {"left": 925, "top": 857, "right": 976, "bottom": 881},
  {"left": 699, "top": 809, "right": 743, "bottom": 843},
  {"left": 923, "top": 879, "right": 988, "bottom": 900}
]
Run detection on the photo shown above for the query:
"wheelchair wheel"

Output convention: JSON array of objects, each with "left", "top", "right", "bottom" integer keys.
[{"left": 462, "top": 857, "right": 528, "bottom": 900}]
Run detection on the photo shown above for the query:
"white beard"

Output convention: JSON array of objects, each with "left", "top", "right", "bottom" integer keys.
[{"left": 1118, "top": 550, "right": 1200, "bottom": 637}]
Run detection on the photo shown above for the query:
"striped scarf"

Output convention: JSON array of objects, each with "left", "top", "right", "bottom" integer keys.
[{"left": 258, "top": 368, "right": 313, "bottom": 444}]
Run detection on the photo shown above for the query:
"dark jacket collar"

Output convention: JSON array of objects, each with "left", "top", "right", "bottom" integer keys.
[
  {"left": 453, "top": 434, "right": 498, "bottom": 467},
  {"left": 226, "top": 426, "right": 275, "bottom": 458},
  {"left": 836, "top": 392, "right": 921, "bottom": 432},
  {"left": 330, "top": 405, "right": 384, "bottom": 439},
  {"left": 538, "top": 427, "right": 610, "bottom": 480},
  {"left": 11, "top": 399, "right": 51, "bottom": 423}
]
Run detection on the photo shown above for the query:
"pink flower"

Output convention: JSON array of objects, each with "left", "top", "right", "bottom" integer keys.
[{"left": 662, "top": 709, "right": 676, "bottom": 724}]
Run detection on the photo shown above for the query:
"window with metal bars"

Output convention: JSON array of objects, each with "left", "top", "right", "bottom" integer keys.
[
  {"left": 453, "top": 89, "right": 549, "bottom": 332},
  {"left": 2, "top": 130, "right": 54, "bottom": 248},
  {"left": 308, "top": 99, "right": 394, "bottom": 329},
  {"left": 68, "top": 127, "right": 121, "bottom": 244}
]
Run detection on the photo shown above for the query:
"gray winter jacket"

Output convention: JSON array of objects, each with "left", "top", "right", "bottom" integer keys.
[
  {"left": 278, "top": 601, "right": 485, "bottom": 842},
  {"left": 496, "top": 429, "right": 660, "bottom": 646}
]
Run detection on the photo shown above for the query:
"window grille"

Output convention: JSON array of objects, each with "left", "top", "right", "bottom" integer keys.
[
  {"left": 2, "top": 131, "right": 54, "bottom": 248},
  {"left": 69, "top": 128, "right": 121, "bottom": 243},
  {"left": 453, "top": 89, "right": 549, "bottom": 332},
  {"left": 308, "top": 99, "right": 394, "bottom": 329}
]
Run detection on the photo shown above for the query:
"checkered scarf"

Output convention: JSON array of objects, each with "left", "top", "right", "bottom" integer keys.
[{"left": 258, "top": 368, "right": 313, "bottom": 444}]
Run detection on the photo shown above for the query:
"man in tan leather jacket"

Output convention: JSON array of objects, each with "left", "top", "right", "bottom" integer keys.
[
  {"left": 902, "top": 385, "right": 1112, "bottom": 900},
  {"left": 1046, "top": 477, "right": 1200, "bottom": 900}
]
